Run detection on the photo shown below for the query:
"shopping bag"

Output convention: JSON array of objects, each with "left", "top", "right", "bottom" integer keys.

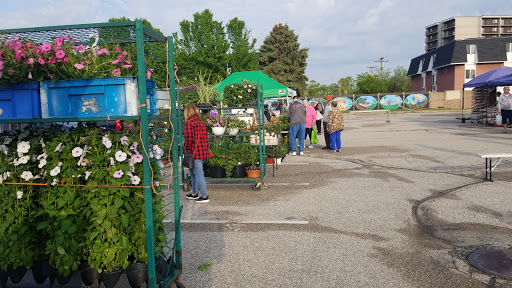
[
  {"left": 311, "top": 127, "right": 319, "bottom": 144},
  {"left": 496, "top": 114, "right": 503, "bottom": 126}
]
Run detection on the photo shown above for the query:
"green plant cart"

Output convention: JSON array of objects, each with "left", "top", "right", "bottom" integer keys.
[
  {"left": 0, "top": 20, "right": 183, "bottom": 288},
  {"left": 178, "top": 84, "right": 267, "bottom": 191}
]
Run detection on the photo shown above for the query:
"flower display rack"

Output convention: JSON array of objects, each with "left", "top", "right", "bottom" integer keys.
[
  {"left": 0, "top": 21, "right": 182, "bottom": 288},
  {"left": 178, "top": 83, "right": 267, "bottom": 191}
]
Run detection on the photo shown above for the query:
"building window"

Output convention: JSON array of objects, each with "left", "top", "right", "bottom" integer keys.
[
  {"left": 507, "top": 43, "right": 512, "bottom": 52},
  {"left": 465, "top": 69, "right": 476, "bottom": 80},
  {"left": 466, "top": 44, "right": 476, "bottom": 54},
  {"left": 421, "top": 76, "right": 426, "bottom": 88}
]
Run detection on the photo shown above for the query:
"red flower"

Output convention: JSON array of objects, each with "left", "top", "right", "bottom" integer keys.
[
  {"left": 209, "top": 153, "right": 214, "bottom": 157},
  {"left": 222, "top": 155, "right": 225, "bottom": 158}
]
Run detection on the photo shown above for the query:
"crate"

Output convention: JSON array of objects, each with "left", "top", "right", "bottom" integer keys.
[
  {"left": 40, "top": 77, "right": 157, "bottom": 118},
  {"left": 0, "top": 82, "right": 42, "bottom": 120}
]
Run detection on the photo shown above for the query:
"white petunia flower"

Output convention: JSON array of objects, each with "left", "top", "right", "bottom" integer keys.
[
  {"left": 115, "top": 151, "right": 127, "bottom": 162},
  {"left": 110, "top": 157, "right": 115, "bottom": 166},
  {"left": 131, "top": 175, "right": 141, "bottom": 185},
  {"left": 38, "top": 159, "right": 47, "bottom": 169},
  {"left": 0, "top": 145, "right": 8, "bottom": 155},
  {"left": 0, "top": 175, "right": 3, "bottom": 184},
  {"left": 54, "top": 143, "right": 63, "bottom": 152},
  {"left": 51, "top": 178, "right": 59, "bottom": 186},
  {"left": 3, "top": 137, "right": 12, "bottom": 145},
  {"left": 157, "top": 160, "right": 165, "bottom": 168},
  {"left": 17, "top": 141, "right": 30, "bottom": 153},
  {"left": 37, "top": 152, "right": 47, "bottom": 160},
  {"left": 85, "top": 171, "right": 92, "bottom": 180},
  {"left": 12, "top": 159, "right": 20, "bottom": 166},
  {"left": 16, "top": 191, "right": 23, "bottom": 199},
  {"left": 50, "top": 166, "right": 61, "bottom": 176},
  {"left": 72, "top": 147, "right": 84, "bottom": 157},
  {"left": 102, "top": 136, "right": 112, "bottom": 148},
  {"left": 20, "top": 171, "right": 33, "bottom": 181},
  {"left": 18, "top": 155, "right": 30, "bottom": 165},
  {"left": 58, "top": 162, "right": 62, "bottom": 166},
  {"left": 3, "top": 172, "right": 11, "bottom": 179},
  {"left": 40, "top": 138, "right": 45, "bottom": 148}
]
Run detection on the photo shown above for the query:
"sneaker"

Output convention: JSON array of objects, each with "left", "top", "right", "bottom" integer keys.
[
  {"left": 321, "top": 146, "right": 330, "bottom": 150},
  {"left": 336, "top": 149, "right": 340, "bottom": 152},
  {"left": 195, "top": 196, "right": 210, "bottom": 203},
  {"left": 186, "top": 193, "right": 199, "bottom": 200},
  {"left": 299, "top": 152, "right": 304, "bottom": 156},
  {"left": 290, "top": 152, "right": 296, "bottom": 156},
  {"left": 308, "top": 145, "right": 313, "bottom": 149},
  {"left": 330, "top": 150, "right": 336, "bottom": 153}
]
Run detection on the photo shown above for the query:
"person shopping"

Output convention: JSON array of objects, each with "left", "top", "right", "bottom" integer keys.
[
  {"left": 314, "top": 99, "right": 323, "bottom": 135},
  {"left": 304, "top": 101, "right": 317, "bottom": 148},
  {"left": 184, "top": 104, "right": 210, "bottom": 203},
  {"left": 288, "top": 96, "right": 306, "bottom": 155},
  {"left": 327, "top": 101, "right": 344, "bottom": 152},
  {"left": 322, "top": 96, "right": 333, "bottom": 149},
  {"left": 498, "top": 86, "right": 512, "bottom": 133}
]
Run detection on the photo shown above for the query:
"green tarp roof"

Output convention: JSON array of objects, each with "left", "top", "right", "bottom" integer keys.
[{"left": 216, "top": 71, "right": 290, "bottom": 99}]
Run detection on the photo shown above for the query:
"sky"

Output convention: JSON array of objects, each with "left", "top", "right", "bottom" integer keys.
[{"left": 2, "top": 0, "right": 512, "bottom": 84}]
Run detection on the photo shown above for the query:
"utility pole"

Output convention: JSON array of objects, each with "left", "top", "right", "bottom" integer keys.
[
  {"left": 367, "top": 66, "right": 377, "bottom": 76},
  {"left": 375, "top": 57, "right": 389, "bottom": 74}
]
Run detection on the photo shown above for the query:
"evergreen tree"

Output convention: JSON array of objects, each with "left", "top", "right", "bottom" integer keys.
[
  {"left": 226, "top": 18, "right": 258, "bottom": 73},
  {"left": 173, "top": 9, "right": 230, "bottom": 85},
  {"left": 259, "top": 24, "right": 309, "bottom": 96}
]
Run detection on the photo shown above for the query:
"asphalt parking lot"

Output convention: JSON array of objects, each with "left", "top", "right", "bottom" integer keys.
[{"left": 178, "top": 111, "right": 512, "bottom": 288}]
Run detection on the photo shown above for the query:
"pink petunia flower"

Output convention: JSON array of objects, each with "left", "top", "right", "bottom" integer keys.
[
  {"left": 28, "top": 72, "right": 32, "bottom": 79},
  {"left": 97, "top": 48, "right": 108, "bottom": 55},
  {"left": 118, "top": 55, "right": 123, "bottom": 61},
  {"left": 112, "top": 68, "right": 121, "bottom": 76},
  {"left": 8, "top": 69, "right": 14, "bottom": 74},
  {"left": 64, "top": 57, "right": 70, "bottom": 62},
  {"left": 55, "top": 50, "right": 65, "bottom": 59},
  {"left": 74, "top": 63, "right": 85, "bottom": 70},
  {"left": 115, "top": 47, "right": 121, "bottom": 53},
  {"left": 27, "top": 42, "right": 33, "bottom": 48},
  {"left": 122, "top": 64, "right": 132, "bottom": 69},
  {"left": 122, "top": 51, "right": 128, "bottom": 56},
  {"left": 15, "top": 50, "right": 26, "bottom": 61},
  {"left": 39, "top": 44, "right": 52, "bottom": 52},
  {"left": 112, "top": 60, "right": 120, "bottom": 64},
  {"left": 146, "top": 68, "right": 153, "bottom": 79},
  {"left": 131, "top": 153, "right": 143, "bottom": 163},
  {"left": 48, "top": 58, "right": 56, "bottom": 65},
  {"left": 0, "top": 71, "right": 2, "bottom": 79},
  {"left": 0, "top": 60, "right": 3, "bottom": 70},
  {"left": 38, "top": 57, "right": 45, "bottom": 65},
  {"left": 120, "top": 135, "right": 129, "bottom": 146},
  {"left": 113, "top": 170, "right": 124, "bottom": 178}
]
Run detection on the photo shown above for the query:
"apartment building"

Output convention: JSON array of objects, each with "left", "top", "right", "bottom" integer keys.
[
  {"left": 408, "top": 37, "right": 512, "bottom": 92},
  {"left": 425, "top": 16, "right": 512, "bottom": 52}
]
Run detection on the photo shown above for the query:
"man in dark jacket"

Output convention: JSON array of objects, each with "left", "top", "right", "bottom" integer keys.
[{"left": 288, "top": 96, "right": 306, "bottom": 155}]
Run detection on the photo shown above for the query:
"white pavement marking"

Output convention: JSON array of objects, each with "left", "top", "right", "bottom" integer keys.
[{"left": 171, "top": 219, "right": 309, "bottom": 225}]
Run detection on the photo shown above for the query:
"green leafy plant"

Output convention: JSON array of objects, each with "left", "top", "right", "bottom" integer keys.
[
  {"left": 223, "top": 79, "right": 257, "bottom": 107},
  {"left": 197, "top": 71, "right": 219, "bottom": 105},
  {"left": 227, "top": 117, "right": 248, "bottom": 131},
  {"left": 198, "top": 262, "right": 213, "bottom": 271},
  {"left": 178, "top": 84, "right": 199, "bottom": 106}
]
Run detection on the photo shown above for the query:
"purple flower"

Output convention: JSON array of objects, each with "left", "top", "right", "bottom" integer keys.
[
  {"left": 113, "top": 170, "right": 124, "bottom": 178},
  {"left": 120, "top": 135, "right": 129, "bottom": 146},
  {"left": 131, "top": 153, "right": 143, "bottom": 163}
]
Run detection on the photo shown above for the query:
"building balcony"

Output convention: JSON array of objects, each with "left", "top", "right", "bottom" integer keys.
[
  {"left": 425, "top": 29, "right": 438, "bottom": 36},
  {"left": 425, "top": 37, "right": 438, "bottom": 43},
  {"left": 482, "top": 19, "right": 500, "bottom": 26},
  {"left": 503, "top": 19, "right": 512, "bottom": 25},
  {"left": 482, "top": 29, "right": 500, "bottom": 34}
]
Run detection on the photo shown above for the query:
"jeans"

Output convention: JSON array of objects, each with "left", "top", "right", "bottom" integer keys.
[
  {"left": 289, "top": 124, "right": 305, "bottom": 153},
  {"left": 190, "top": 159, "right": 208, "bottom": 197},
  {"left": 329, "top": 130, "right": 341, "bottom": 150},
  {"left": 323, "top": 122, "right": 330, "bottom": 148}
]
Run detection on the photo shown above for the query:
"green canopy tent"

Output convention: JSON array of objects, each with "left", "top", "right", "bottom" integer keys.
[{"left": 216, "top": 71, "right": 294, "bottom": 100}]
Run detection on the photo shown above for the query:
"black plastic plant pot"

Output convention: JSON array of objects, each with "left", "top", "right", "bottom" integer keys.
[
  {"left": 126, "top": 263, "right": 148, "bottom": 288},
  {"left": 32, "top": 260, "right": 51, "bottom": 284},
  {"left": 80, "top": 266, "right": 100, "bottom": 286},
  {"left": 9, "top": 266, "right": 27, "bottom": 284},
  {"left": 210, "top": 165, "right": 226, "bottom": 178},
  {"left": 232, "top": 164, "right": 247, "bottom": 178},
  {"left": 56, "top": 271, "right": 73, "bottom": 285},
  {"left": 0, "top": 267, "right": 8, "bottom": 288},
  {"left": 155, "top": 257, "right": 170, "bottom": 280},
  {"left": 101, "top": 269, "right": 123, "bottom": 288}
]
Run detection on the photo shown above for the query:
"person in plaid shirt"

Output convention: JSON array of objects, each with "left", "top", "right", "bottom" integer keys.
[{"left": 184, "top": 104, "right": 211, "bottom": 203}]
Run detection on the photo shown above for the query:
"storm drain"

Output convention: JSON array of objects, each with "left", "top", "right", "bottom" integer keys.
[{"left": 468, "top": 249, "right": 512, "bottom": 279}]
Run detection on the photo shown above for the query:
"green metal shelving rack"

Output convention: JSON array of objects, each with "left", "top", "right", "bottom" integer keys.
[
  {"left": 179, "top": 84, "right": 267, "bottom": 191},
  {"left": 0, "top": 20, "right": 182, "bottom": 288}
]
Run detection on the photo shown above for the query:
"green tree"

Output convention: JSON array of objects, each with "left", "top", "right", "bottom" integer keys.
[
  {"left": 338, "top": 76, "right": 356, "bottom": 95},
  {"left": 173, "top": 9, "right": 230, "bottom": 85},
  {"left": 355, "top": 72, "right": 381, "bottom": 94},
  {"left": 259, "top": 24, "right": 309, "bottom": 97},
  {"left": 226, "top": 18, "right": 258, "bottom": 73},
  {"left": 387, "top": 66, "right": 411, "bottom": 92}
]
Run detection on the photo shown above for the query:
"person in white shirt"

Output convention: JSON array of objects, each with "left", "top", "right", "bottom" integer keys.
[{"left": 498, "top": 86, "right": 512, "bottom": 133}]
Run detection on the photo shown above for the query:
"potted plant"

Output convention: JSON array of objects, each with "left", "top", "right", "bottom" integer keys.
[
  {"left": 204, "top": 114, "right": 227, "bottom": 135},
  {"left": 206, "top": 138, "right": 228, "bottom": 178},
  {"left": 222, "top": 79, "right": 257, "bottom": 107},
  {"left": 230, "top": 142, "right": 250, "bottom": 178},
  {"left": 244, "top": 146, "right": 261, "bottom": 178},
  {"left": 226, "top": 117, "right": 248, "bottom": 135}
]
